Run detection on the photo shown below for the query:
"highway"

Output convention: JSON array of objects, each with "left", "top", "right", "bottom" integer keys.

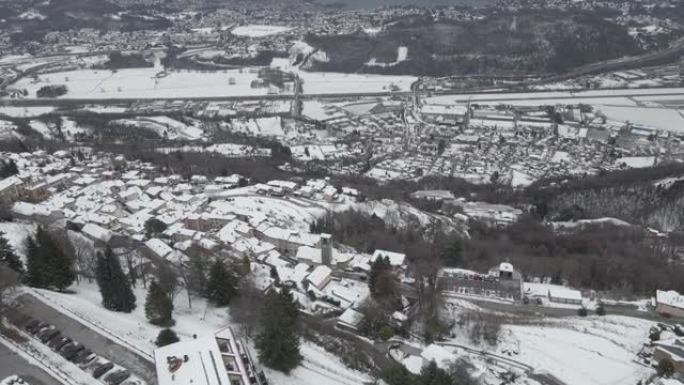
[{"left": 4, "top": 86, "right": 684, "bottom": 109}]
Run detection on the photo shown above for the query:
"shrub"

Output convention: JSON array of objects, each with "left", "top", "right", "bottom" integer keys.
[
  {"left": 155, "top": 328, "right": 179, "bottom": 347},
  {"left": 577, "top": 307, "right": 588, "bottom": 317}
]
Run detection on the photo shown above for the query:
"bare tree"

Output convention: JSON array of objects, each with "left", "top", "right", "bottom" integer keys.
[
  {"left": 69, "top": 231, "right": 96, "bottom": 283},
  {"left": 229, "top": 279, "right": 264, "bottom": 338}
]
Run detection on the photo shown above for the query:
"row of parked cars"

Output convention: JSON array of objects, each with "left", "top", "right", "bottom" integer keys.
[{"left": 23, "top": 318, "right": 137, "bottom": 385}]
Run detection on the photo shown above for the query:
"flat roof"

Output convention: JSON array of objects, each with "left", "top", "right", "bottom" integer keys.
[{"left": 154, "top": 336, "right": 230, "bottom": 385}]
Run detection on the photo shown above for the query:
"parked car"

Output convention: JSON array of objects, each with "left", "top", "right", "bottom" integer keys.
[
  {"left": 104, "top": 370, "right": 130, "bottom": 385},
  {"left": 24, "top": 319, "right": 40, "bottom": 333},
  {"left": 29, "top": 322, "right": 49, "bottom": 335},
  {"left": 48, "top": 336, "right": 72, "bottom": 351},
  {"left": 60, "top": 342, "right": 85, "bottom": 361},
  {"left": 72, "top": 348, "right": 94, "bottom": 364},
  {"left": 92, "top": 362, "right": 114, "bottom": 379},
  {"left": 38, "top": 328, "right": 60, "bottom": 343}
]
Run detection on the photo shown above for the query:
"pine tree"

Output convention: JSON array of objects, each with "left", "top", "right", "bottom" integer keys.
[
  {"left": 41, "top": 229, "right": 75, "bottom": 291},
  {"left": 145, "top": 280, "right": 174, "bottom": 326},
  {"left": 0, "top": 232, "right": 23, "bottom": 273},
  {"left": 256, "top": 287, "right": 301, "bottom": 373},
  {"left": 96, "top": 246, "right": 136, "bottom": 312},
  {"left": 369, "top": 256, "right": 393, "bottom": 299},
  {"left": 23, "top": 236, "right": 44, "bottom": 287},
  {"left": 155, "top": 328, "right": 179, "bottom": 347},
  {"left": 206, "top": 260, "right": 237, "bottom": 306},
  {"left": 23, "top": 227, "right": 74, "bottom": 291}
]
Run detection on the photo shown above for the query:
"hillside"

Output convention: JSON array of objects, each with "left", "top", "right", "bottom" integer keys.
[{"left": 304, "top": 11, "right": 642, "bottom": 76}]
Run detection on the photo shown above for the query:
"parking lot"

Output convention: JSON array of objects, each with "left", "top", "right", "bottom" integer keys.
[
  {"left": 0, "top": 342, "right": 62, "bottom": 385},
  {"left": 6, "top": 294, "right": 156, "bottom": 385}
]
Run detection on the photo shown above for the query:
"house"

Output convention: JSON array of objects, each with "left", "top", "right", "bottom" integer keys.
[
  {"left": 81, "top": 223, "right": 113, "bottom": 245},
  {"left": 420, "top": 104, "right": 468, "bottom": 125},
  {"left": 654, "top": 338, "right": 684, "bottom": 375},
  {"left": 153, "top": 326, "right": 265, "bottom": 385},
  {"left": 438, "top": 263, "right": 523, "bottom": 302},
  {"left": 548, "top": 286, "right": 583, "bottom": 306},
  {"left": 656, "top": 290, "right": 684, "bottom": 318},
  {"left": 337, "top": 308, "right": 364, "bottom": 332},
  {"left": 306, "top": 265, "right": 332, "bottom": 291},
  {"left": 145, "top": 238, "right": 174, "bottom": 259},
  {"left": 0, "top": 176, "right": 22, "bottom": 203}
]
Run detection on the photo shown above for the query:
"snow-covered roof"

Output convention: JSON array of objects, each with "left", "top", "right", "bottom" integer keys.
[
  {"left": 372, "top": 249, "right": 406, "bottom": 267},
  {"left": 307, "top": 265, "right": 332, "bottom": 289},
  {"left": 154, "top": 335, "right": 229, "bottom": 385},
  {"left": 420, "top": 344, "right": 453, "bottom": 368},
  {"left": 420, "top": 104, "right": 468, "bottom": 116},
  {"left": 145, "top": 238, "right": 174, "bottom": 258},
  {"left": 81, "top": 223, "right": 112, "bottom": 243},
  {"left": 337, "top": 308, "right": 364, "bottom": 329},
  {"left": 548, "top": 286, "right": 582, "bottom": 301},
  {"left": 657, "top": 290, "right": 684, "bottom": 310},
  {"left": 0, "top": 176, "right": 22, "bottom": 191}
]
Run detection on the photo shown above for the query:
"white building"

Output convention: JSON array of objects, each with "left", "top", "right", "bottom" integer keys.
[{"left": 154, "top": 327, "right": 264, "bottom": 385}]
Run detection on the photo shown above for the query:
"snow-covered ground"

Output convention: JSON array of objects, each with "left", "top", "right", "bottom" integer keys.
[
  {"left": 501, "top": 316, "right": 654, "bottom": 385},
  {"left": 231, "top": 25, "right": 292, "bottom": 37},
  {"left": 0, "top": 221, "right": 36, "bottom": 260},
  {"left": 298, "top": 71, "right": 416, "bottom": 94},
  {"left": 31, "top": 283, "right": 369, "bottom": 385},
  {"left": 11, "top": 68, "right": 282, "bottom": 99},
  {"left": 0, "top": 106, "right": 55, "bottom": 118},
  {"left": 112, "top": 116, "right": 204, "bottom": 140},
  {"left": 444, "top": 312, "right": 656, "bottom": 385}
]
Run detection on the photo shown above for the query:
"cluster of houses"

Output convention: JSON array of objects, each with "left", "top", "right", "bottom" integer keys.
[{"left": 0, "top": 149, "right": 409, "bottom": 325}]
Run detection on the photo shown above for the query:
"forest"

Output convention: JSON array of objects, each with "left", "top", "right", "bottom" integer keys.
[{"left": 304, "top": 11, "right": 641, "bottom": 76}]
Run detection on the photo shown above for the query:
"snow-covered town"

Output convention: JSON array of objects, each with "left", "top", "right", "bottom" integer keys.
[{"left": 3, "top": 0, "right": 684, "bottom": 385}]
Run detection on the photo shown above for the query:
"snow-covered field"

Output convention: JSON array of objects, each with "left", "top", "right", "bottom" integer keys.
[
  {"left": 443, "top": 313, "right": 656, "bottom": 385},
  {"left": 112, "top": 116, "right": 204, "bottom": 140},
  {"left": 31, "top": 283, "right": 370, "bottom": 385},
  {"left": 231, "top": 25, "right": 292, "bottom": 37},
  {"left": 11, "top": 68, "right": 281, "bottom": 99},
  {"left": 595, "top": 105, "right": 684, "bottom": 132},
  {"left": 299, "top": 71, "right": 416, "bottom": 94},
  {"left": 500, "top": 316, "right": 654, "bottom": 385},
  {"left": 0, "top": 106, "right": 55, "bottom": 118}
]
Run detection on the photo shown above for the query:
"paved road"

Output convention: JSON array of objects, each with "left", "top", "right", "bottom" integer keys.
[
  {"left": 7, "top": 294, "right": 157, "bottom": 385},
  {"left": 463, "top": 297, "right": 684, "bottom": 324},
  {"left": 0, "top": 341, "right": 62, "bottom": 385}
]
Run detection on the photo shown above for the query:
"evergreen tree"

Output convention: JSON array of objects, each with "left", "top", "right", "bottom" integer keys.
[
  {"left": 95, "top": 246, "right": 136, "bottom": 312},
  {"left": 418, "top": 361, "right": 453, "bottom": 385},
  {"left": 256, "top": 287, "right": 301, "bottom": 373},
  {"left": 369, "top": 256, "right": 391, "bottom": 296},
  {"left": 155, "top": 328, "right": 179, "bottom": 347},
  {"left": 206, "top": 260, "right": 237, "bottom": 306},
  {"left": 0, "top": 232, "right": 23, "bottom": 273},
  {"left": 42, "top": 230, "right": 75, "bottom": 291},
  {"left": 145, "top": 280, "right": 174, "bottom": 326},
  {"left": 23, "top": 227, "right": 74, "bottom": 291},
  {"left": 23, "top": 236, "right": 44, "bottom": 287}
]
